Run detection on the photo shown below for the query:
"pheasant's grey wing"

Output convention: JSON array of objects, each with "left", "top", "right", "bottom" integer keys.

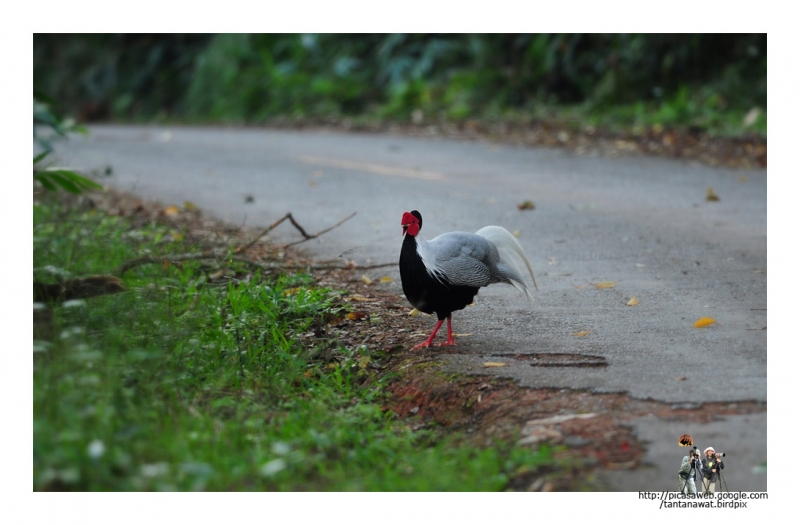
[{"left": 422, "top": 232, "right": 501, "bottom": 288}]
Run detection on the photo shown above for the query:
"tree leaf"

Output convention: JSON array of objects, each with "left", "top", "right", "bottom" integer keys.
[
  {"left": 35, "top": 173, "right": 57, "bottom": 191},
  {"left": 693, "top": 317, "right": 716, "bottom": 328},
  {"left": 626, "top": 296, "right": 639, "bottom": 306},
  {"left": 33, "top": 151, "right": 50, "bottom": 164},
  {"left": 593, "top": 281, "right": 616, "bottom": 289},
  {"left": 572, "top": 330, "right": 590, "bottom": 337},
  {"left": 46, "top": 171, "right": 81, "bottom": 194},
  {"left": 483, "top": 362, "right": 507, "bottom": 367}
]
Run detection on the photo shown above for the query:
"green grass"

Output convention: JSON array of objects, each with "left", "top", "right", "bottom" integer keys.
[{"left": 33, "top": 196, "right": 553, "bottom": 491}]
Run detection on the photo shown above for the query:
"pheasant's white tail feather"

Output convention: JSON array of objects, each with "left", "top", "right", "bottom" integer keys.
[{"left": 475, "top": 225, "right": 537, "bottom": 301}]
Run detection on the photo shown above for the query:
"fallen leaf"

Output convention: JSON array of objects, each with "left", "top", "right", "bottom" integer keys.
[
  {"left": 350, "top": 294, "right": 371, "bottom": 302},
  {"left": 517, "top": 200, "right": 535, "bottom": 211},
  {"left": 572, "top": 284, "right": 586, "bottom": 289},
  {"left": 512, "top": 229, "right": 521, "bottom": 238},
  {"left": 361, "top": 274, "right": 373, "bottom": 285},
  {"left": 693, "top": 317, "right": 717, "bottom": 328},
  {"left": 675, "top": 376, "right": 688, "bottom": 381},
  {"left": 283, "top": 287, "right": 302, "bottom": 295},
  {"left": 183, "top": 201, "right": 197, "bottom": 211},
  {"left": 706, "top": 187, "right": 720, "bottom": 202},
  {"left": 626, "top": 296, "right": 639, "bottom": 306},
  {"left": 163, "top": 205, "right": 180, "bottom": 216},
  {"left": 346, "top": 312, "right": 367, "bottom": 321},
  {"left": 408, "top": 308, "right": 419, "bottom": 317},
  {"left": 483, "top": 362, "right": 507, "bottom": 367},
  {"left": 380, "top": 276, "right": 393, "bottom": 283},
  {"left": 593, "top": 281, "right": 616, "bottom": 289},
  {"left": 572, "top": 330, "right": 590, "bottom": 337}
]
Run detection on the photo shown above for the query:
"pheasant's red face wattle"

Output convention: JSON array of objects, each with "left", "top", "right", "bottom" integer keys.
[{"left": 401, "top": 212, "right": 420, "bottom": 237}]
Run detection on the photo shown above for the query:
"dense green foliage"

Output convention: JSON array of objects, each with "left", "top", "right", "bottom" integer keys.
[
  {"left": 33, "top": 197, "right": 553, "bottom": 490},
  {"left": 34, "top": 34, "right": 766, "bottom": 135}
]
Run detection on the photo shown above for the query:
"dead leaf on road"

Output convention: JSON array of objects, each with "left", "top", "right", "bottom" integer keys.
[
  {"left": 483, "top": 362, "right": 507, "bottom": 367},
  {"left": 627, "top": 296, "right": 639, "bottom": 306},
  {"left": 706, "top": 187, "right": 720, "bottom": 202},
  {"left": 572, "top": 330, "right": 590, "bottom": 337},
  {"left": 361, "top": 274, "right": 373, "bottom": 285},
  {"left": 592, "top": 281, "right": 616, "bottom": 289},
  {"left": 693, "top": 317, "right": 717, "bottom": 328}
]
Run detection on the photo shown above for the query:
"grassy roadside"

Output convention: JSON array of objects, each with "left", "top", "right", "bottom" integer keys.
[{"left": 33, "top": 191, "right": 554, "bottom": 491}]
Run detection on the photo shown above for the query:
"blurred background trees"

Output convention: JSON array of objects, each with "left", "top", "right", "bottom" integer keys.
[{"left": 33, "top": 33, "right": 766, "bottom": 136}]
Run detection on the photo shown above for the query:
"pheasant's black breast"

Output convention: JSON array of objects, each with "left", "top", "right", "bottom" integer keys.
[{"left": 399, "top": 234, "right": 479, "bottom": 320}]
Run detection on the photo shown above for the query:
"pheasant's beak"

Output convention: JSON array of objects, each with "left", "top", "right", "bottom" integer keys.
[{"left": 401, "top": 224, "right": 409, "bottom": 236}]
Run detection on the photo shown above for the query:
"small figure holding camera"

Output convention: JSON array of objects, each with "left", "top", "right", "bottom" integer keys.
[
  {"left": 678, "top": 447, "right": 701, "bottom": 494},
  {"left": 700, "top": 446, "right": 725, "bottom": 494}
]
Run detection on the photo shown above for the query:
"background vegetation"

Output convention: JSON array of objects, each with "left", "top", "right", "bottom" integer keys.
[{"left": 33, "top": 34, "right": 767, "bottom": 136}]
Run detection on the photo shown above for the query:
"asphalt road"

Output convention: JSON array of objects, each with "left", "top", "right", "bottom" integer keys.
[{"left": 51, "top": 125, "right": 767, "bottom": 491}]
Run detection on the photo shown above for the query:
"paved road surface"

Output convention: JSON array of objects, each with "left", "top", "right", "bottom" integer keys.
[{"left": 52, "top": 125, "right": 767, "bottom": 491}]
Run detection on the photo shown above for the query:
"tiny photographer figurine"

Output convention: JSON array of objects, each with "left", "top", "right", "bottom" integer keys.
[
  {"left": 678, "top": 446, "right": 701, "bottom": 494},
  {"left": 700, "top": 446, "right": 726, "bottom": 494}
]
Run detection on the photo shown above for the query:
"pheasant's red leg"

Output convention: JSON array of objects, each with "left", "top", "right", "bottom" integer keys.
[
  {"left": 411, "top": 319, "right": 445, "bottom": 350},
  {"left": 438, "top": 315, "right": 457, "bottom": 347}
]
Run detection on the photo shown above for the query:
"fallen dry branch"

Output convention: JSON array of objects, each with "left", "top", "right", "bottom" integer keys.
[
  {"left": 114, "top": 210, "right": 375, "bottom": 277},
  {"left": 237, "top": 211, "right": 356, "bottom": 253},
  {"left": 234, "top": 257, "right": 396, "bottom": 273},
  {"left": 115, "top": 251, "right": 225, "bottom": 276},
  {"left": 115, "top": 251, "right": 396, "bottom": 277}
]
